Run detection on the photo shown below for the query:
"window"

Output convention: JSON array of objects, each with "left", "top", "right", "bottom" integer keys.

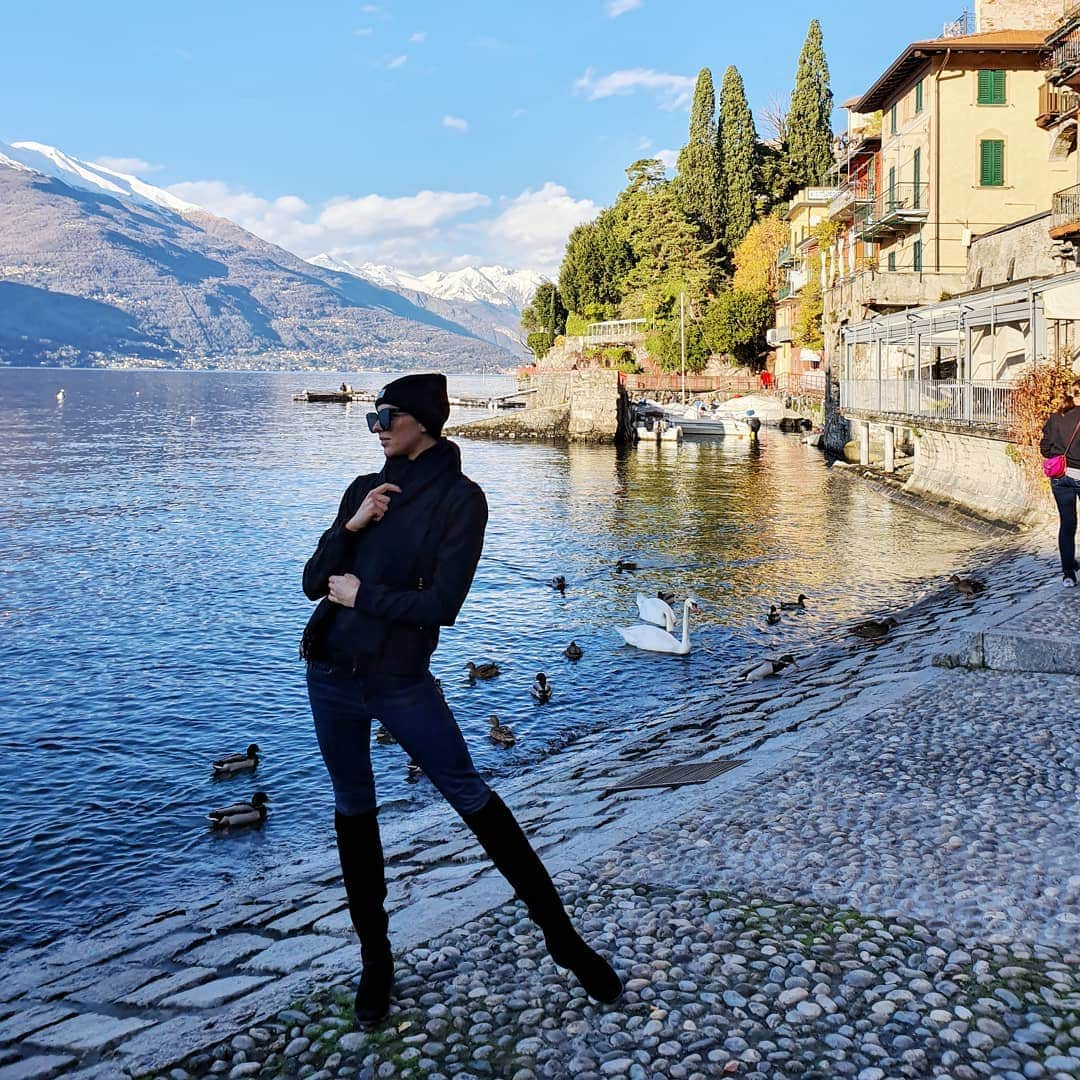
[
  {"left": 980, "top": 138, "right": 1005, "bottom": 186},
  {"left": 888, "top": 165, "right": 896, "bottom": 209},
  {"left": 887, "top": 251, "right": 897, "bottom": 271},
  {"left": 913, "top": 149, "right": 921, "bottom": 208},
  {"left": 890, "top": 102, "right": 898, "bottom": 133},
  {"left": 977, "top": 69, "right": 1006, "bottom": 105},
  {"left": 913, "top": 238, "right": 923, "bottom": 272},
  {"left": 915, "top": 79, "right": 924, "bottom": 114}
]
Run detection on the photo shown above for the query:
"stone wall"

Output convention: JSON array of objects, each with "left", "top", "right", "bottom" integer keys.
[
  {"left": 968, "top": 213, "right": 1064, "bottom": 289},
  {"left": 905, "top": 425, "right": 1049, "bottom": 526},
  {"left": 976, "top": 0, "right": 1065, "bottom": 31}
]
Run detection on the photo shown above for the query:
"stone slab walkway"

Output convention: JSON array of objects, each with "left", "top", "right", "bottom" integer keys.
[{"left": 1, "top": 530, "right": 1077, "bottom": 1079}]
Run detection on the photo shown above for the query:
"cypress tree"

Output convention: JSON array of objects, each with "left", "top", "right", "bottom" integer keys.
[
  {"left": 718, "top": 65, "right": 758, "bottom": 255},
  {"left": 787, "top": 19, "right": 835, "bottom": 188},
  {"left": 676, "top": 68, "right": 720, "bottom": 243}
]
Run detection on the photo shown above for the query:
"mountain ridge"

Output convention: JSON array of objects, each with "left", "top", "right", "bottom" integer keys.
[{"left": 0, "top": 140, "right": 513, "bottom": 371}]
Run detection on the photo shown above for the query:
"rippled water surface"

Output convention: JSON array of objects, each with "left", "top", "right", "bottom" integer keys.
[{"left": 0, "top": 368, "right": 996, "bottom": 950}]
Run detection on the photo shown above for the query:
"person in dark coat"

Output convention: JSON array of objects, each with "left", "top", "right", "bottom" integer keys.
[
  {"left": 301, "top": 373, "right": 621, "bottom": 1026},
  {"left": 1039, "top": 380, "right": 1080, "bottom": 586}
]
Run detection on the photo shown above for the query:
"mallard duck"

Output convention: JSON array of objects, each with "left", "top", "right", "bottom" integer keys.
[
  {"left": 488, "top": 715, "right": 516, "bottom": 747},
  {"left": 766, "top": 605, "right": 781, "bottom": 625},
  {"left": 531, "top": 672, "right": 552, "bottom": 703},
  {"left": 657, "top": 590, "right": 675, "bottom": 604},
  {"left": 615, "top": 559, "right": 638, "bottom": 572},
  {"left": 563, "top": 641, "right": 583, "bottom": 661},
  {"left": 211, "top": 743, "right": 260, "bottom": 776},
  {"left": 465, "top": 661, "right": 500, "bottom": 680},
  {"left": 850, "top": 617, "right": 899, "bottom": 640},
  {"left": 375, "top": 724, "right": 397, "bottom": 744},
  {"left": 208, "top": 791, "right": 269, "bottom": 829},
  {"left": 742, "top": 654, "right": 798, "bottom": 682},
  {"left": 406, "top": 759, "right": 423, "bottom": 781},
  {"left": 550, "top": 575, "right": 567, "bottom": 592},
  {"left": 779, "top": 594, "right": 808, "bottom": 610},
  {"left": 949, "top": 574, "right": 986, "bottom": 596}
]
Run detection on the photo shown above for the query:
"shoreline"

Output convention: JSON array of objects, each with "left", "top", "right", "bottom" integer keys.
[{"left": 2, "top": 526, "right": 1077, "bottom": 1077}]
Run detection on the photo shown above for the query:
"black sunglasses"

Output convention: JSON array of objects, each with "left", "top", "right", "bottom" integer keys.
[{"left": 365, "top": 406, "right": 401, "bottom": 433}]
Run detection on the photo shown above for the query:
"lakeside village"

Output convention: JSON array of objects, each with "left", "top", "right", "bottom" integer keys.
[{"left": 463, "top": 0, "right": 1080, "bottom": 530}]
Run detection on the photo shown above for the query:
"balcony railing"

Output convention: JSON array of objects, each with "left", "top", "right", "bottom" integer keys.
[
  {"left": 778, "top": 245, "right": 794, "bottom": 267},
  {"left": 1038, "top": 81, "right": 1080, "bottom": 125},
  {"left": 840, "top": 379, "right": 1017, "bottom": 430},
  {"left": 778, "top": 281, "right": 792, "bottom": 301},
  {"left": 856, "top": 182, "right": 930, "bottom": 239},
  {"left": 583, "top": 319, "right": 648, "bottom": 344},
  {"left": 828, "top": 181, "right": 874, "bottom": 220},
  {"left": 1052, "top": 182, "right": 1080, "bottom": 235},
  {"left": 1048, "top": 26, "right": 1080, "bottom": 85}
]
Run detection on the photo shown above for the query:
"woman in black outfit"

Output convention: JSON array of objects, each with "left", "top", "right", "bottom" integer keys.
[
  {"left": 1039, "top": 381, "right": 1080, "bottom": 587},
  {"left": 301, "top": 373, "right": 621, "bottom": 1026}
]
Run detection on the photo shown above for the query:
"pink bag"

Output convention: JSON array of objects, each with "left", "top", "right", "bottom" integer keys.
[{"left": 1043, "top": 417, "right": 1080, "bottom": 479}]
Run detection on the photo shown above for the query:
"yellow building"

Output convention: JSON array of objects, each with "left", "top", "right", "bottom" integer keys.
[
  {"left": 851, "top": 29, "right": 1070, "bottom": 281},
  {"left": 772, "top": 186, "right": 836, "bottom": 390}
]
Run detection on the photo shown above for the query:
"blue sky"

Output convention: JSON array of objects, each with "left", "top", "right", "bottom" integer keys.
[{"left": 1, "top": 0, "right": 961, "bottom": 274}]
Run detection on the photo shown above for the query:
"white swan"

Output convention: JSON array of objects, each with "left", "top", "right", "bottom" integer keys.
[
  {"left": 635, "top": 593, "right": 676, "bottom": 631},
  {"left": 55, "top": 388, "right": 65, "bottom": 402},
  {"left": 617, "top": 597, "right": 700, "bottom": 655}
]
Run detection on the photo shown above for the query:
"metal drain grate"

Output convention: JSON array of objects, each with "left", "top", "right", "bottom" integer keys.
[{"left": 608, "top": 759, "right": 745, "bottom": 791}]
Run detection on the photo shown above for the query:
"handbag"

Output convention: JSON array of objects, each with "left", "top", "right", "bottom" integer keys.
[{"left": 1043, "top": 416, "right": 1080, "bottom": 479}]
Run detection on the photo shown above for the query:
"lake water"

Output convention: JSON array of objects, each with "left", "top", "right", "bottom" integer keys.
[{"left": 0, "top": 367, "right": 997, "bottom": 951}]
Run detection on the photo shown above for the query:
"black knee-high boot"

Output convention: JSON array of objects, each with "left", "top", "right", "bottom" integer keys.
[
  {"left": 464, "top": 792, "right": 622, "bottom": 1003},
  {"left": 334, "top": 809, "right": 394, "bottom": 1025}
]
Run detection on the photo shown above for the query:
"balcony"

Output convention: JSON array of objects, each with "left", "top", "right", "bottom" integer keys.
[
  {"left": 766, "top": 326, "right": 793, "bottom": 347},
  {"left": 1047, "top": 10, "right": 1080, "bottom": 90},
  {"left": 1037, "top": 81, "right": 1080, "bottom": 128},
  {"left": 828, "top": 181, "right": 874, "bottom": 221},
  {"left": 778, "top": 245, "right": 794, "bottom": 267},
  {"left": 856, "top": 183, "right": 930, "bottom": 239},
  {"left": 1051, "top": 182, "right": 1080, "bottom": 239},
  {"left": 825, "top": 267, "right": 969, "bottom": 313}
]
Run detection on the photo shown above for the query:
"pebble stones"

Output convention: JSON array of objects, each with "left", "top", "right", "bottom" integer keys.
[{"left": 164, "top": 886, "right": 1079, "bottom": 1080}]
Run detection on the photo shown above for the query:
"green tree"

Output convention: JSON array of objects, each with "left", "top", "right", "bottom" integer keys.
[
  {"left": 558, "top": 208, "right": 633, "bottom": 316},
  {"left": 520, "top": 281, "right": 567, "bottom": 359},
  {"left": 701, "top": 289, "right": 772, "bottom": 367},
  {"left": 718, "top": 65, "right": 758, "bottom": 256},
  {"left": 644, "top": 319, "right": 708, "bottom": 373},
  {"left": 676, "top": 68, "right": 720, "bottom": 243},
  {"left": 732, "top": 212, "right": 788, "bottom": 300},
  {"left": 787, "top": 19, "right": 835, "bottom": 189}
]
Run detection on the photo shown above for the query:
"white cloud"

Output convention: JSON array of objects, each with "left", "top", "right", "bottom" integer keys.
[
  {"left": 409, "top": 31, "right": 426, "bottom": 42},
  {"left": 354, "top": 27, "right": 373, "bottom": 36},
  {"left": 606, "top": 0, "right": 643, "bottom": 16},
  {"left": 167, "top": 177, "right": 594, "bottom": 276},
  {"left": 361, "top": 4, "right": 380, "bottom": 12},
  {"left": 487, "top": 183, "right": 600, "bottom": 273},
  {"left": 574, "top": 67, "right": 695, "bottom": 110},
  {"left": 386, "top": 54, "right": 407, "bottom": 69},
  {"left": 656, "top": 148, "right": 679, "bottom": 171},
  {"left": 93, "top": 156, "right": 161, "bottom": 175},
  {"left": 442, "top": 115, "right": 469, "bottom": 133}
]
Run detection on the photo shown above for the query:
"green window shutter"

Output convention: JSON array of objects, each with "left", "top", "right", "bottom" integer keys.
[
  {"left": 915, "top": 79, "right": 924, "bottom": 113},
  {"left": 890, "top": 103, "right": 898, "bottom": 132},
  {"left": 913, "top": 149, "right": 921, "bottom": 207},
  {"left": 888, "top": 165, "right": 896, "bottom": 208},
  {"left": 980, "top": 139, "right": 1004, "bottom": 186},
  {"left": 887, "top": 251, "right": 897, "bottom": 271},
  {"left": 978, "top": 69, "right": 1006, "bottom": 104},
  {"left": 913, "top": 239, "right": 923, "bottom": 272}
]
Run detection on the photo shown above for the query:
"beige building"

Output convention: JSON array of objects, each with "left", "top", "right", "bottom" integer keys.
[{"left": 771, "top": 186, "right": 836, "bottom": 391}]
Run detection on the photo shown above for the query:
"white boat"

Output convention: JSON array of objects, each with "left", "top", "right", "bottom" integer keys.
[{"left": 662, "top": 404, "right": 751, "bottom": 438}]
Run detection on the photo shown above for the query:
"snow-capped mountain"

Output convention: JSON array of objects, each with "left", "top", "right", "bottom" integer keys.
[
  {"left": 310, "top": 255, "right": 543, "bottom": 311},
  {"left": 0, "top": 140, "right": 199, "bottom": 215},
  {"left": 308, "top": 255, "right": 543, "bottom": 358},
  {"left": 0, "top": 141, "right": 511, "bottom": 369}
]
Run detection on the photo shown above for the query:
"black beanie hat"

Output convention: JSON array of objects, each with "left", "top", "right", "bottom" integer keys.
[{"left": 375, "top": 373, "right": 450, "bottom": 437}]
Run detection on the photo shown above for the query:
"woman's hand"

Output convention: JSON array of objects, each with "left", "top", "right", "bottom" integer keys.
[
  {"left": 345, "top": 483, "right": 402, "bottom": 532},
  {"left": 328, "top": 573, "right": 361, "bottom": 608}
]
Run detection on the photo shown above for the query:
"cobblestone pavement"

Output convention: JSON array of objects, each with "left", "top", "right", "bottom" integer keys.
[{"left": 1, "top": 530, "right": 1078, "bottom": 1079}]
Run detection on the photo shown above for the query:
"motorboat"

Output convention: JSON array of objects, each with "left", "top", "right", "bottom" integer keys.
[{"left": 662, "top": 402, "right": 752, "bottom": 438}]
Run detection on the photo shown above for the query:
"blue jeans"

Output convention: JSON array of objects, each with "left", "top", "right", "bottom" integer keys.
[
  {"left": 306, "top": 662, "right": 491, "bottom": 816},
  {"left": 1051, "top": 475, "right": 1080, "bottom": 579}
]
